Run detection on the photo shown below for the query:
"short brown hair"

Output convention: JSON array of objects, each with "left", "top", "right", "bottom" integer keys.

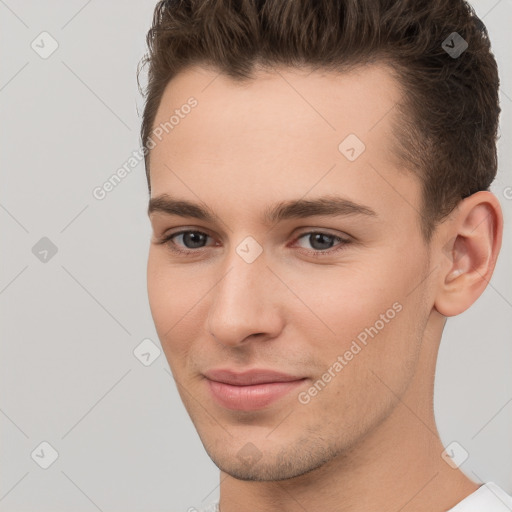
[{"left": 138, "top": 0, "right": 500, "bottom": 241}]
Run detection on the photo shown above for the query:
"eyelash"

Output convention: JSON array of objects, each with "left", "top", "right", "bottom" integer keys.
[{"left": 156, "top": 229, "right": 351, "bottom": 258}]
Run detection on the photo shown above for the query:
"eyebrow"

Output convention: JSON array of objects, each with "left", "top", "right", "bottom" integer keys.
[{"left": 147, "top": 194, "right": 377, "bottom": 225}]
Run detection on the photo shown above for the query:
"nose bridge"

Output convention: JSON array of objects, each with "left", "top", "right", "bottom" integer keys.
[{"left": 207, "top": 243, "right": 280, "bottom": 345}]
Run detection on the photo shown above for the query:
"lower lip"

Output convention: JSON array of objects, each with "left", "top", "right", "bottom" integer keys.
[{"left": 206, "top": 378, "right": 306, "bottom": 411}]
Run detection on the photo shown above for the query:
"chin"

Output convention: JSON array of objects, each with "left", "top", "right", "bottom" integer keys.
[{"left": 204, "top": 439, "right": 337, "bottom": 482}]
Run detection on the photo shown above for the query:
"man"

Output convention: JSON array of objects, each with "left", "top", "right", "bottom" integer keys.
[{"left": 141, "top": 0, "right": 511, "bottom": 510}]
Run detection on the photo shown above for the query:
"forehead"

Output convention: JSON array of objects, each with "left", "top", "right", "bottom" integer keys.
[
  {"left": 148, "top": 63, "right": 419, "bottom": 229},
  {"left": 151, "top": 62, "right": 403, "bottom": 157}
]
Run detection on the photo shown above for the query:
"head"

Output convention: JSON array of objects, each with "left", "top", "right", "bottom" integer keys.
[{"left": 141, "top": 0, "right": 503, "bottom": 481}]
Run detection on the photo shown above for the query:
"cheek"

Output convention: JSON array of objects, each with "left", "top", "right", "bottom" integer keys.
[
  {"left": 147, "top": 251, "right": 206, "bottom": 355},
  {"left": 291, "top": 263, "right": 426, "bottom": 419},
  {"left": 288, "top": 266, "right": 394, "bottom": 336},
  {"left": 289, "top": 248, "right": 427, "bottom": 360}
]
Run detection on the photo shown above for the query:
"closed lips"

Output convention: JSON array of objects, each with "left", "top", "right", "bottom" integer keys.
[{"left": 203, "top": 368, "right": 306, "bottom": 386}]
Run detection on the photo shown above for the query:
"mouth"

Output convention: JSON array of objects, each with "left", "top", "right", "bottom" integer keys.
[{"left": 203, "top": 368, "right": 307, "bottom": 411}]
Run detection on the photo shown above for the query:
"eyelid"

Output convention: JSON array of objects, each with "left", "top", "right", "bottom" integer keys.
[{"left": 293, "top": 227, "right": 350, "bottom": 241}]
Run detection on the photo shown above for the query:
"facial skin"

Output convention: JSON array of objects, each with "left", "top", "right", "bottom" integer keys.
[{"left": 146, "top": 64, "right": 502, "bottom": 511}]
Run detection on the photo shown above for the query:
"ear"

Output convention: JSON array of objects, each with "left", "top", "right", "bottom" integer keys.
[{"left": 434, "top": 191, "right": 503, "bottom": 317}]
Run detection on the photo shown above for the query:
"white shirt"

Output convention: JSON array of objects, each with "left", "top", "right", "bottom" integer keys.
[
  {"left": 195, "top": 482, "right": 512, "bottom": 512},
  {"left": 446, "top": 482, "right": 512, "bottom": 511}
]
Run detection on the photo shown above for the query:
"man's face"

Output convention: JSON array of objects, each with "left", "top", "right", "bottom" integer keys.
[{"left": 147, "top": 64, "right": 436, "bottom": 480}]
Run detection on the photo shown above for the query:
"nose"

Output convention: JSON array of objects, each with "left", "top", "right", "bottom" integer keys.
[{"left": 206, "top": 249, "right": 284, "bottom": 348}]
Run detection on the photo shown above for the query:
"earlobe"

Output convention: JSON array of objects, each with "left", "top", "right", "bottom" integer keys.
[{"left": 434, "top": 191, "right": 503, "bottom": 317}]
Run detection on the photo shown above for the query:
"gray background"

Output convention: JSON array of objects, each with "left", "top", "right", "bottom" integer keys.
[{"left": 0, "top": 1, "right": 510, "bottom": 511}]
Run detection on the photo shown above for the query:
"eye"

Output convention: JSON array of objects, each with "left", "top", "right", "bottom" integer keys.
[
  {"left": 156, "top": 229, "right": 351, "bottom": 258},
  {"left": 292, "top": 231, "right": 350, "bottom": 257},
  {"left": 158, "top": 230, "right": 215, "bottom": 254}
]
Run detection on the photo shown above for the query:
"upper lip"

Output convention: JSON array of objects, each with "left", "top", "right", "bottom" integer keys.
[{"left": 203, "top": 368, "right": 305, "bottom": 386}]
